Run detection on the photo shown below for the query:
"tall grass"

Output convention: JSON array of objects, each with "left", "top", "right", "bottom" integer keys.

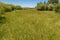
[{"left": 0, "top": 9, "right": 60, "bottom": 40}]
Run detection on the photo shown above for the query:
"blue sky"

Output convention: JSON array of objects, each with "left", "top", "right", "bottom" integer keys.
[{"left": 0, "top": 0, "right": 51, "bottom": 7}]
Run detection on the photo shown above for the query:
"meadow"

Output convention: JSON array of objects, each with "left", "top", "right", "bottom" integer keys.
[{"left": 0, "top": 9, "right": 60, "bottom": 40}]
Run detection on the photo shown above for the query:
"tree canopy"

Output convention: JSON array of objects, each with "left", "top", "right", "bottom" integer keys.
[{"left": 48, "top": 0, "right": 59, "bottom": 4}]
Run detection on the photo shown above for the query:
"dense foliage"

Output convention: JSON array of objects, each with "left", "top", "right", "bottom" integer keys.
[
  {"left": 36, "top": 0, "right": 60, "bottom": 12},
  {"left": 54, "top": 4, "right": 60, "bottom": 12},
  {"left": 36, "top": 3, "right": 53, "bottom": 11},
  {"left": 36, "top": 2, "right": 60, "bottom": 12},
  {"left": 0, "top": 2, "right": 22, "bottom": 13},
  {"left": 36, "top": 3, "right": 45, "bottom": 11},
  {"left": 0, "top": 2, "right": 23, "bottom": 23},
  {"left": 15, "top": 6, "right": 22, "bottom": 10},
  {"left": 48, "top": 0, "right": 59, "bottom": 4}
]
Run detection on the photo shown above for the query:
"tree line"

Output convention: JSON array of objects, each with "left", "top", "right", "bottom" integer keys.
[{"left": 36, "top": 0, "right": 60, "bottom": 12}]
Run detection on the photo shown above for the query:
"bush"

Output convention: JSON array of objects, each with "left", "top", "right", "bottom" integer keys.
[
  {"left": 48, "top": 4, "right": 54, "bottom": 11},
  {"left": 6, "top": 4, "right": 16, "bottom": 11},
  {"left": 44, "top": 4, "right": 48, "bottom": 11},
  {"left": 0, "top": 2, "right": 23, "bottom": 12},
  {"left": 54, "top": 4, "right": 60, "bottom": 12},
  {"left": 36, "top": 3, "right": 49, "bottom": 11},
  {"left": 0, "top": 16, "right": 6, "bottom": 23},
  {"left": 15, "top": 6, "right": 22, "bottom": 10},
  {"left": 0, "top": 2, "right": 13, "bottom": 12},
  {"left": 36, "top": 3, "right": 45, "bottom": 11},
  {"left": 11, "top": 5, "right": 16, "bottom": 10},
  {"left": 3, "top": 5, "right": 12, "bottom": 12},
  {"left": 0, "top": 7, "right": 6, "bottom": 23},
  {"left": 0, "top": 7, "right": 5, "bottom": 14}
]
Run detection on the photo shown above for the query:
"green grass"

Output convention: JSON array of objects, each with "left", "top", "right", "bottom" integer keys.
[{"left": 0, "top": 9, "right": 60, "bottom": 40}]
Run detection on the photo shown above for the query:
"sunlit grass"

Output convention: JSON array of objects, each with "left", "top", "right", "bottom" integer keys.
[{"left": 0, "top": 9, "right": 60, "bottom": 40}]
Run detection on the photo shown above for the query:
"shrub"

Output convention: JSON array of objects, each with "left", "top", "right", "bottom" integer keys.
[
  {"left": 2, "top": 4, "right": 16, "bottom": 12},
  {"left": 0, "top": 16, "right": 6, "bottom": 23},
  {"left": 3, "top": 5, "right": 12, "bottom": 12},
  {"left": 11, "top": 5, "right": 16, "bottom": 10},
  {"left": 36, "top": 3, "right": 45, "bottom": 11},
  {"left": 54, "top": 4, "right": 60, "bottom": 12},
  {"left": 44, "top": 4, "right": 48, "bottom": 11},
  {"left": 7, "top": 4, "right": 16, "bottom": 11},
  {"left": 36, "top": 3, "right": 49, "bottom": 11},
  {"left": 48, "top": 4, "right": 54, "bottom": 11},
  {"left": 0, "top": 2, "right": 23, "bottom": 12},
  {"left": 0, "top": 7, "right": 6, "bottom": 23},
  {"left": 15, "top": 6, "right": 22, "bottom": 10},
  {"left": 0, "top": 7, "right": 5, "bottom": 14}
]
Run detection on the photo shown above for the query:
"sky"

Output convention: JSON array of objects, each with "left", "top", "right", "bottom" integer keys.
[{"left": 0, "top": 0, "right": 52, "bottom": 8}]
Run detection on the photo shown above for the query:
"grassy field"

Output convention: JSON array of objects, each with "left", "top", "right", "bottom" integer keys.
[{"left": 0, "top": 9, "right": 60, "bottom": 40}]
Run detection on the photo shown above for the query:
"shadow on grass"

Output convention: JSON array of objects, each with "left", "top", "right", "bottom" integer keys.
[
  {"left": 0, "top": 16, "right": 7, "bottom": 40},
  {"left": 0, "top": 31, "right": 6, "bottom": 40},
  {"left": 0, "top": 16, "right": 6, "bottom": 24}
]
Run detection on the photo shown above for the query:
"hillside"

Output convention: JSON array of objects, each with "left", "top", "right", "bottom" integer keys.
[{"left": 0, "top": 9, "right": 60, "bottom": 40}]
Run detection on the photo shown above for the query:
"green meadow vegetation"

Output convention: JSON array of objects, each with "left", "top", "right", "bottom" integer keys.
[{"left": 0, "top": 1, "right": 60, "bottom": 40}]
